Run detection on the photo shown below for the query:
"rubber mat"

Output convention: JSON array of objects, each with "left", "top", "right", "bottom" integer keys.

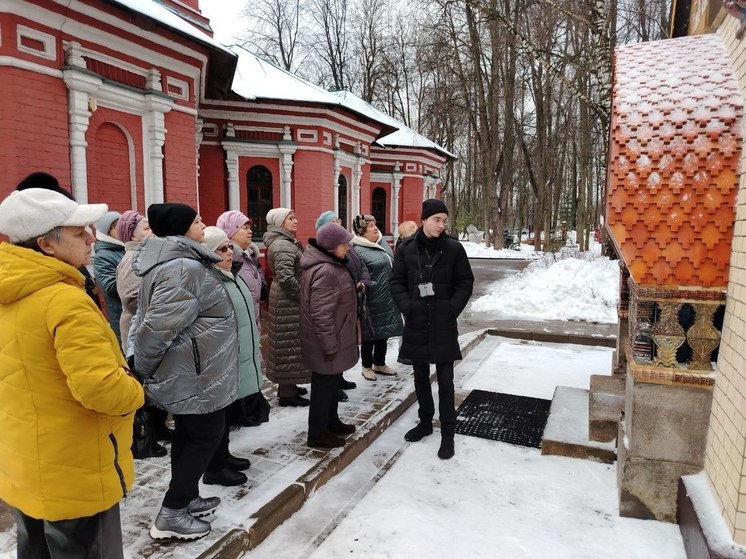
[{"left": 455, "top": 390, "right": 551, "bottom": 449}]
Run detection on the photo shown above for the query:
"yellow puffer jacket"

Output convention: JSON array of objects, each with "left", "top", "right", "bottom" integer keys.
[{"left": 0, "top": 243, "right": 144, "bottom": 521}]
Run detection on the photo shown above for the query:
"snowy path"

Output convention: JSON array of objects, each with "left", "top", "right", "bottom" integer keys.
[{"left": 245, "top": 337, "right": 686, "bottom": 559}]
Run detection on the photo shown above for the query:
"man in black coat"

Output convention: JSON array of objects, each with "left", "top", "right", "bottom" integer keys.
[{"left": 390, "top": 199, "right": 474, "bottom": 459}]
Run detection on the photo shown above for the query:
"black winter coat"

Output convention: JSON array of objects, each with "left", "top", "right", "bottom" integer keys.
[{"left": 390, "top": 229, "right": 474, "bottom": 363}]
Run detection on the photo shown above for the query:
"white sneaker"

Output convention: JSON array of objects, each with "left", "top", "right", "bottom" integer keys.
[
  {"left": 372, "top": 365, "right": 397, "bottom": 376},
  {"left": 362, "top": 367, "right": 377, "bottom": 381}
]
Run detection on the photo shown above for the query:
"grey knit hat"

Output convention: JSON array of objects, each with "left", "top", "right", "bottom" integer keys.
[{"left": 316, "top": 222, "right": 353, "bottom": 251}]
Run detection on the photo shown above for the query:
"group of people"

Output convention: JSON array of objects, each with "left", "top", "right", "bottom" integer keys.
[{"left": 0, "top": 171, "right": 473, "bottom": 556}]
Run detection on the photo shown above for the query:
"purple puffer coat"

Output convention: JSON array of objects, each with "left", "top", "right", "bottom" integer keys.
[{"left": 299, "top": 240, "right": 359, "bottom": 374}]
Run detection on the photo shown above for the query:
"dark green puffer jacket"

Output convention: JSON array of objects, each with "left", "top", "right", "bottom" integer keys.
[
  {"left": 93, "top": 237, "right": 124, "bottom": 340},
  {"left": 351, "top": 234, "right": 403, "bottom": 342}
]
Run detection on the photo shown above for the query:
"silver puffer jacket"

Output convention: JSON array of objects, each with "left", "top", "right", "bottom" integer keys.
[{"left": 132, "top": 236, "right": 239, "bottom": 414}]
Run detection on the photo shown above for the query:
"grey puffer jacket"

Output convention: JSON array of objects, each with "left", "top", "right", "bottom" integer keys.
[
  {"left": 300, "top": 240, "right": 359, "bottom": 374},
  {"left": 263, "top": 226, "right": 311, "bottom": 385},
  {"left": 351, "top": 233, "right": 403, "bottom": 342},
  {"left": 132, "top": 236, "right": 239, "bottom": 414}
]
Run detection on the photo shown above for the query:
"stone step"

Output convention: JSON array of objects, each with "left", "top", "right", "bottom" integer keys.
[
  {"left": 542, "top": 386, "right": 616, "bottom": 464},
  {"left": 589, "top": 374, "right": 626, "bottom": 443}
]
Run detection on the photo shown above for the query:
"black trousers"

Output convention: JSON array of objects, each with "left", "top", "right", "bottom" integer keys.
[
  {"left": 163, "top": 408, "right": 225, "bottom": 509},
  {"left": 308, "top": 372, "right": 340, "bottom": 437},
  {"left": 206, "top": 408, "right": 232, "bottom": 473},
  {"left": 15, "top": 504, "right": 123, "bottom": 559},
  {"left": 361, "top": 339, "right": 388, "bottom": 368},
  {"left": 412, "top": 361, "right": 456, "bottom": 437}
]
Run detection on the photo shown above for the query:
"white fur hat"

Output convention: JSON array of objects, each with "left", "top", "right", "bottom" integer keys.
[
  {"left": 202, "top": 226, "right": 231, "bottom": 253},
  {"left": 0, "top": 188, "right": 107, "bottom": 243}
]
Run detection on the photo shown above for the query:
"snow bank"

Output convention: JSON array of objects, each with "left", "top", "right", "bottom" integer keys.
[
  {"left": 471, "top": 254, "right": 620, "bottom": 323},
  {"left": 461, "top": 241, "right": 538, "bottom": 259}
]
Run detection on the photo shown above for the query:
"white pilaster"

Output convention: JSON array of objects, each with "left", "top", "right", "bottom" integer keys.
[
  {"left": 391, "top": 170, "right": 403, "bottom": 239},
  {"left": 225, "top": 149, "right": 239, "bottom": 210},
  {"left": 333, "top": 147, "right": 342, "bottom": 216}
]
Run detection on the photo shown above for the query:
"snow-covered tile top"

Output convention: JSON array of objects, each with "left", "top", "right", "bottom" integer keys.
[{"left": 607, "top": 33, "right": 742, "bottom": 287}]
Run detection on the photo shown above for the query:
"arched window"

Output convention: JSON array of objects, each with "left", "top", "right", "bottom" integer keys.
[
  {"left": 372, "top": 187, "right": 387, "bottom": 234},
  {"left": 338, "top": 174, "right": 348, "bottom": 228},
  {"left": 247, "top": 165, "right": 273, "bottom": 240}
]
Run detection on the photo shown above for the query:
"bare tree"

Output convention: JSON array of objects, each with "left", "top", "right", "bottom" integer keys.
[
  {"left": 241, "top": 0, "right": 305, "bottom": 72},
  {"left": 311, "top": 0, "right": 350, "bottom": 89}
]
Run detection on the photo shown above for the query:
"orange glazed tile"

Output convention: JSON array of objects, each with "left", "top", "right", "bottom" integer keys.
[{"left": 606, "top": 34, "right": 742, "bottom": 288}]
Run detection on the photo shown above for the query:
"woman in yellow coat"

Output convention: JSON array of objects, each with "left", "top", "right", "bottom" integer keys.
[{"left": 0, "top": 186, "right": 144, "bottom": 558}]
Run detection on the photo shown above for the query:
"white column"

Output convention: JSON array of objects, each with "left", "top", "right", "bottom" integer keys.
[
  {"left": 352, "top": 159, "right": 362, "bottom": 218},
  {"left": 333, "top": 150, "right": 341, "bottom": 216},
  {"left": 391, "top": 171, "right": 403, "bottom": 239},
  {"left": 225, "top": 149, "right": 239, "bottom": 210},
  {"left": 63, "top": 42, "right": 100, "bottom": 203},
  {"left": 279, "top": 147, "right": 294, "bottom": 207}
]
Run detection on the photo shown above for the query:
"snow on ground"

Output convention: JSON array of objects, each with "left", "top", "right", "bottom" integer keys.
[
  {"left": 291, "top": 336, "right": 684, "bottom": 559},
  {"left": 470, "top": 254, "right": 620, "bottom": 324},
  {"left": 461, "top": 241, "right": 539, "bottom": 259},
  {"left": 462, "top": 337, "right": 613, "bottom": 399}
]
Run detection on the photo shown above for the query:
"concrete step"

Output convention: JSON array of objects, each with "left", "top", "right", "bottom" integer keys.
[
  {"left": 542, "top": 386, "right": 616, "bottom": 464},
  {"left": 589, "top": 374, "right": 625, "bottom": 443}
]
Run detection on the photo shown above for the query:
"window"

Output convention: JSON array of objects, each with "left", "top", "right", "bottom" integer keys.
[
  {"left": 247, "top": 166, "right": 273, "bottom": 240},
  {"left": 338, "top": 174, "right": 348, "bottom": 228},
  {"left": 372, "top": 187, "right": 387, "bottom": 234}
]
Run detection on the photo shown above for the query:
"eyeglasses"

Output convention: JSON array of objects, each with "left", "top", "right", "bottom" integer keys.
[{"left": 217, "top": 244, "right": 232, "bottom": 254}]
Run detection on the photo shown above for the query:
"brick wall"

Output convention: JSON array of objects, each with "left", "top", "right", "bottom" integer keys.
[
  {"left": 163, "top": 111, "right": 198, "bottom": 207},
  {"left": 293, "top": 149, "right": 334, "bottom": 241},
  {"left": 197, "top": 144, "right": 227, "bottom": 224},
  {"left": 400, "top": 176, "right": 424, "bottom": 223},
  {"left": 705, "top": 15, "right": 746, "bottom": 545},
  {"left": 0, "top": 67, "right": 71, "bottom": 198},
  {"left": 86, "top": 108, "right": 144, "bottom": 211}
]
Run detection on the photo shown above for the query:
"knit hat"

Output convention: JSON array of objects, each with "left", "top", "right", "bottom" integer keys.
[
  {"left": 315, "top": 210, "right": 337, "bottom": 229},
  {"left": 421, "top": 199, "right": 448, "bottom": 220},
  {"left": 16, "top": 172, "right": 75, "bottom": 200},
  {"left": 353, "top": 214, "right": 374, "bottom": 236},
  {"left": 316, "top": 222, "right": 353, "bottom": 251},
  {"left": 216, "top": 210, "right": 251, "bottom": 239},
  {"left": 202, "top": 226, "right": 231, "bottom": 253},
  {"left": 147, "top": 203, "right": 197, "bottom": 237},
  {"left": 266, "top": 207, "right": 293, "bottom": 227},
  {"left": 95, "top": 211, "right": 121, "bottom": 236},
  {"left": 116, "top": 210, "right": 145, "bottom": 242},
  {"left": 0, "top": 188, "right": 107, "bottom": 243}
]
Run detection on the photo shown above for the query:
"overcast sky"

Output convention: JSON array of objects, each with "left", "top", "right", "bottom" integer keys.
[{"left": 200, "top": 1, "right": 246, "bottom": 46}]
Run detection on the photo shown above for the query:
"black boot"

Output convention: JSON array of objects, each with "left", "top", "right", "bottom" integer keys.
[
  {"left": 438, "top": 436, "right": 455, "bottom": 460},
  {"left": 338, "top": 389, "right": 349, "bottom": 402},
  {"left": 329, "top": 421, "right": 356, "bottom": 436},
  {"left": 225, "top": 454, "right": 251, "bottom": 471},
  {"left": 404, "top": 422, "right": 433, "bottom": 442},
  {"left": 203, "top": 467, "right": 247, "bottom": 486},
  {"left": 339, "top": 376, "right": 357, "bottom": 390},
  {"left": 279, "top": 395, "right": 310, "bottom": 407},
  {"left": 307, "top": 432, "right": 346, "bottom": 449}
]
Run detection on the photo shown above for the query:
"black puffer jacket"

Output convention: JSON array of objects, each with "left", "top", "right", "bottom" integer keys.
[{"left": 390, "top": 229, "right": 474, "bottom": 363}]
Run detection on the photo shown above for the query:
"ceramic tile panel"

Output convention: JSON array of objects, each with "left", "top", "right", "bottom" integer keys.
[{"left": 607, "top": 34, "right": 743, "bottom": 288}]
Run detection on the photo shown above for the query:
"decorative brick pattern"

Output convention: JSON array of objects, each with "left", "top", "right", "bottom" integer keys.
[{"left": 607, "top": 34, "right": 743, "bottom": 288}]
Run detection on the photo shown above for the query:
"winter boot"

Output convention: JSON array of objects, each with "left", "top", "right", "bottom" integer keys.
[
  {"left": 203, "top": 467, "right": 247, "bottom": 486},
  {"left": 149, "top": 506, "right": 210, "bottom": 540},
  {"left": 339, "top": 375, "right": 357, "bottom": 390},
  {"left": 307, "top": 432, "right": 346, "bottom": 449},
  {"left": 438, "top": 436, "right": 455, "bottom": 460},
  {"left": 329, "top": 421, "right": 356, "bottom": 436},
  {"left": 187, "top": 496, "right": 221, "bottom": 518},
  {"left": 404, "top": 422, "right": 433, "bottom": 442},
  {"left": 372, "top": 364, "right": 397, "bottom": 376},
  {"left": 362, "top": 367, "right": 376, "bottom": 381}
]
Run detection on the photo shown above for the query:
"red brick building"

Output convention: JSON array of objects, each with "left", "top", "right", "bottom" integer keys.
[{"left": 0, "top": 0, "right": 451, "bottom": 243}]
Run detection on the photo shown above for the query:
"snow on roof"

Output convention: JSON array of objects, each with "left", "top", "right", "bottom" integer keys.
[
  {"left": 108, "top": 0, "right": 233, "bottom": 55},
  {"left": 230, "top": 47, "right": 339, "bottom": 104},
  {"left": 330, "top": 89, "right": 455, "bottom": 159}
]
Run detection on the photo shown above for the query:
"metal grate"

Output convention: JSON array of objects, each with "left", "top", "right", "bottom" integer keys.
[{"left": 455, "top": 390, "right": 551, "bottom": 449}]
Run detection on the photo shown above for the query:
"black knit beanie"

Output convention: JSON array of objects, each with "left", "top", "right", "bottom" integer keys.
[
  {"left": 147, "top": 203, "right": 197, "bottom": 237},
  {"left": 421, "top": 198, "right": 448, "bottom": 220}
]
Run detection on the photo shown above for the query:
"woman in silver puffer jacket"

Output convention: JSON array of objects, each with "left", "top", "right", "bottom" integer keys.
[{"left": 132, "top": 203, "right": 239, "bottom": 543}]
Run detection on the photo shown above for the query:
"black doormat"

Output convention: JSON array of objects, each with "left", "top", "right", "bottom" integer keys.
[{"left": 455, "top": 390, "right": 551, "bottom": 449}]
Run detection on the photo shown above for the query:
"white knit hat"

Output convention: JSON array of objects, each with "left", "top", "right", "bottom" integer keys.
[
  {"left": 0, "top": 188, "right": 108, "bottom": 243},
  {"left": 202, "top": 226, "right": 231, "bottom": 253},
  {"left": 266, "top": 207, "right": 292, "bottom": 227}
]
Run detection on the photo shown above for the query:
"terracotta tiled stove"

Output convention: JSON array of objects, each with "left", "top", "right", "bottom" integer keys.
[{"left": 606, "top": 34, "right": 743, "bottom": 521}]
